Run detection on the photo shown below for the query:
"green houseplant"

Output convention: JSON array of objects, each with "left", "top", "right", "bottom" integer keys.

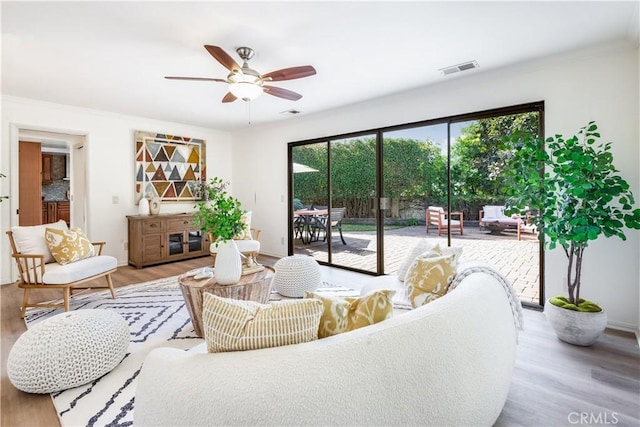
[
  {"left": 504, "top": 121, "right": 640, "bottom": 345},
  {"left": 192, "top": 177, "right": 246, "bottom": 284},
  {"left": 193, "top": 177, "right": 246, "bottom": 244}
]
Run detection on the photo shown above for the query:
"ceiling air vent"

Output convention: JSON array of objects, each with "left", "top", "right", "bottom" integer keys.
[
  {"left": 439, "top": 60, "right": 479, "bottom": 76},
  {"left": 280, "top": 109, "right": 301, "bottom": 116}
]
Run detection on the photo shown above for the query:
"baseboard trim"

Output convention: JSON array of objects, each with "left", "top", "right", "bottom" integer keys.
[{"left": 606, "top": 319, "right": 639, "bottom": 334}]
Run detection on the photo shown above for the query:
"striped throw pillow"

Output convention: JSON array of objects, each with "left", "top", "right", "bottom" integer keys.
[{"left": 202, "top": 293, "right": 323, "bottom": 353}]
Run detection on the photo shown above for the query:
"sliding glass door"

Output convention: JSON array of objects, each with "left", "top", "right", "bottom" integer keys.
[
  {"left": 448, "top": 112, "right": 542, "bottom": 305},
  {"left": 291, "top": 142, "right": 329, "bottom": 263},
  {"left": 288, "top": 102, "right": 544, "bottom": 306},
  {"left": 290, "top": 134, "right": 378, "bottom": 273},
  {"left": 381, "top": 124, "right": 447, "bottom": 274}
]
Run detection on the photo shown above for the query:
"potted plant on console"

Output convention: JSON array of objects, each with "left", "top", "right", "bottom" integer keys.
[
  {"left": 504, "top": 121, "right": 640, "bottom": 346},
  {"left": 193, "top": 177, "right": 246, "bottom": 285}
]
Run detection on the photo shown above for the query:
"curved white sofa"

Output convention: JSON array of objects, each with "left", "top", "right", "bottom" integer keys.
[{"left": 135, "top": 271, "right": 517, "bottom": 426}]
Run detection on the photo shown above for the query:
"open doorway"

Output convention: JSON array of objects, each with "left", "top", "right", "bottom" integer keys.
[{"left": 15, "top": 128, "right": 86, "bottom": 229}]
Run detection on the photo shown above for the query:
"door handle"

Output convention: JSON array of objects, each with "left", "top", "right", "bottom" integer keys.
[{"left": 379, "top": 197, "right": 390, "bottom": 210}]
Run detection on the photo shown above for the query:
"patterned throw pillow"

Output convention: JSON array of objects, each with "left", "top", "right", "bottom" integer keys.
[
  {"left": 45, "top": 227, "right": 96, "bottom": 265},
  {"left": 304, "top": 290, "right": 395, "bottom": 338},
  {"left": 234, "top": 211, "right": 253, "bottom": 240},
  {"left": 397, "top": 240, "right": 462, "bottom": 282},
  {"left": 396, "top": 239, "right": 436, "bottom": 282},
  {"left": 405, "top": 246, "right": 457, "bottom": 308},
  {"left": 202, "top": 293, "right": 323, "bottom": 353}
]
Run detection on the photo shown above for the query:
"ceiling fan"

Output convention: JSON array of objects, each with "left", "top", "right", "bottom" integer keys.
[{"left": 165, "top": 45, "right": 316, "bottom": 103}]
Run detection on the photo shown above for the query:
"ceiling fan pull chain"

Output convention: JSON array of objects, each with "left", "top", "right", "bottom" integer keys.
[{"left": 246, "top": 100, "right": 252, "bottom": 125}]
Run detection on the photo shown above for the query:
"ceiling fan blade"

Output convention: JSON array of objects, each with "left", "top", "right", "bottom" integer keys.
[
  {"left": 222, "top": 92, "right": 237, "bottom": 103},
  {"left": 204, "top": 45, "right": 241, "bottom": 72},
  {"left": 165, "top": 76, "right": 227, "bottom": 82},
  {"left": 262, "top": 65, "right": 316, "bottom": 81},
  {"left": 263, "top": 85, "right": 303, "bottom": 101}
]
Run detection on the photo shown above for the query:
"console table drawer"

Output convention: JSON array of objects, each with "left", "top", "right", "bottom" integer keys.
[
  {"left": 167, "top": 217, "right": 194, "bottom": 231},
  {"left": 142, "top": 219, "right": 164, "bottom": 234}
]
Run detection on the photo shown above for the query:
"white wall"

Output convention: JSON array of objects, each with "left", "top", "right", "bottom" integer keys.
[
  {"left": 231, "top": 41, "right": 640, "bottom": 331},
  {"left": 1, "top": 97, "right": 232, "bottom": 284}
]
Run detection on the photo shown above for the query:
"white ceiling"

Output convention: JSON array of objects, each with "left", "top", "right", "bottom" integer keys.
[{"left": 2, "top": 1, "right": 638, "bottom": 131}]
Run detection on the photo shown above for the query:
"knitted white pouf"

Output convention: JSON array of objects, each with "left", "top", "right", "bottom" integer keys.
[
  {"left": 273, "top": 255, "right": 322, "bottom": 297},
  {"left": 8, "top": 309, "right": 130, "bottom": 394}
]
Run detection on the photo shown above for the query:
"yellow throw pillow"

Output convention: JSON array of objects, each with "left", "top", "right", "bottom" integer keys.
[
  {"left": 234, "top": 211, "right": 253, "bottom": 240},
  {"left": 304, "top": 290, "right": 395, "bottom": 338},
  {"left": 202, "top": 293, "right": 323, "bottom": 353},
  {"left": 405, "top": 251, "right": 457, "bottom": 308},
  {"left": 45, "top": 227, "right": 96, "bottom": 265}
]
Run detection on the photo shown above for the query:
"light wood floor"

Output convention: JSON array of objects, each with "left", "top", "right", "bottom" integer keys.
[{"left": 2, "top": 256, "right": 639, "bottom": 426}]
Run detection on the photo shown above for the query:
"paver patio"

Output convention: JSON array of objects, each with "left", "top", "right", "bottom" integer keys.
[{"left": 294, "top": 225, "right": 541, "bottom": 305}]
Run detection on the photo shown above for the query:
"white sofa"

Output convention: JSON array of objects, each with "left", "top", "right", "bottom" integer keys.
[{"left": 135, "top": 270, "right": 518, "bottom": 426}]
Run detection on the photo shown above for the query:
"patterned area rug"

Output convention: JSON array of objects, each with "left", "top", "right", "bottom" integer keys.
[{"left": 23, "top": 276, "right": 357, "bottom": 427}]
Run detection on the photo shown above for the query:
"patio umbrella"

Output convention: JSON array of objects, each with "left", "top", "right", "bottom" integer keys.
[{"left": 293, "top": 162, "right": 319, "bottom": 173}]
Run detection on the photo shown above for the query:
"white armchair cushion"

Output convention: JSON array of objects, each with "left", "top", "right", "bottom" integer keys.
[
  {"left": 482, "top": 205, "right": 499, "bottom": 219},
  {"left": 210, "top": 240, "right": 260, "bottom": 254},
  {"left": 42, "top": 255, "right": 117, "bottom": 285},
  {"left": 11, "top": 220, "right": 69, "bottom": 264}
]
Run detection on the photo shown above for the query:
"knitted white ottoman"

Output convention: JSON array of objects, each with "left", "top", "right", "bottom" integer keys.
[
  {"left": 8, "top": 309, "right": 130, "bottom": 394},
  {"left": 273, "top": 255, "right": 322, "bottom": 297}
]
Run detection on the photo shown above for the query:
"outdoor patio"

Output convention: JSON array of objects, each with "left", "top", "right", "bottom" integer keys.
[{"left": 294, "top": 224, "right": 541, "bottom": 305}]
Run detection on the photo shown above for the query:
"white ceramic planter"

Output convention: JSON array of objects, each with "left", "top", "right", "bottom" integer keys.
[
  {"left": 138, "top": 198, "right": 150, "bottom": 216},
  {"left": 214, "top": 240, "right": 242, "bottom": 285},
  {"left": 543, "top": 298, "right": 607, "bottom": 346}
]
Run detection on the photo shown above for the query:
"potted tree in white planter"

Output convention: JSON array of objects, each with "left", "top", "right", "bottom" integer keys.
[
  {"left": 504, "top": 121, "right": 640, "bottom": 346},
  {"left": 193, "top": 177, "right": 246, "bottom": 285}
]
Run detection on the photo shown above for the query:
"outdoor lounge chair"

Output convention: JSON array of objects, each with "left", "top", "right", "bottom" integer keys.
[
  {"left": 479, "top": 205, "right": 538, "bottom": 240},
  {"left": 426, "top": 206, "right": 463, "bottom": 236}
]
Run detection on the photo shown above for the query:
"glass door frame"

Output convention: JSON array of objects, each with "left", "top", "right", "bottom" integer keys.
[
  {"left": 288, "top": 129, "right": 381, "bottom": 274},
  {"left": 288, "top": 101, "right": 545, "bottom": 307}
]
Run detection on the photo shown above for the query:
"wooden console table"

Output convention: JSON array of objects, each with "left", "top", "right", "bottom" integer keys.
[{"left": 127, "top": 213, "right": 210, "bottom": 268}]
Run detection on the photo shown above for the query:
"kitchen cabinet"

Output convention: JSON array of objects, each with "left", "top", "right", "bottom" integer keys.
[
  {"left": 127, "top": 213, "right": 210, "bottom": 268},
  {"left": 42, "top": 154, "right": 53, "bottom": 184},
  {"left": 43, "top": 201, "right": 70, "bottom": 226},
  {"left": 57, "top": 201, "right": 70, "bottom": 225}
]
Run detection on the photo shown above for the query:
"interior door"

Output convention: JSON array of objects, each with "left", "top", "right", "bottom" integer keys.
[
  {"left": 18, "top": 141, "right": 43, "bottom": 226},
  {"left": 72, "top": 142, "right": 85, "bottom": 229}
]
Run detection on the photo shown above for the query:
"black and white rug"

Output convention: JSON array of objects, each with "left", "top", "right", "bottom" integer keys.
[{"left": 23, "top": 276, "right": 357, "bottom": 427}]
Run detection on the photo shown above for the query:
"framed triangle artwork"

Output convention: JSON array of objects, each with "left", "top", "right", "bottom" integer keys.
[{"left": 134, "top": 131, "right": 206, "bottom": 203}]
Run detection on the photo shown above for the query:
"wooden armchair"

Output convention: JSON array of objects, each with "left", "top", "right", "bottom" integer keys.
[
  {"left": 210, "top": 228, "right": 262, "bottom": 269},
  {"left": 426, "top": 206, "right": 464, "bottom": 236},
  {"left": 7, "top": 221, "right": 118, "bottom": 318}
]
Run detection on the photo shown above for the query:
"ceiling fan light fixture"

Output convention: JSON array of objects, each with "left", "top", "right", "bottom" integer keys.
[{"left": 229, "top": 81, "right": 263, "bottom": 101}]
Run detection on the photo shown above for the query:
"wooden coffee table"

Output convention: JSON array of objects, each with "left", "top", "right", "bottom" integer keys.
[{"left": 178, "top": 266, "right": 275, "bottom": 337}]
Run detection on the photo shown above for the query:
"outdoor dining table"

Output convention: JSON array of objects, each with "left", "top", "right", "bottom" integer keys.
[{"left": 293, "top": 209, "right": 328, "bottom": 244}]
